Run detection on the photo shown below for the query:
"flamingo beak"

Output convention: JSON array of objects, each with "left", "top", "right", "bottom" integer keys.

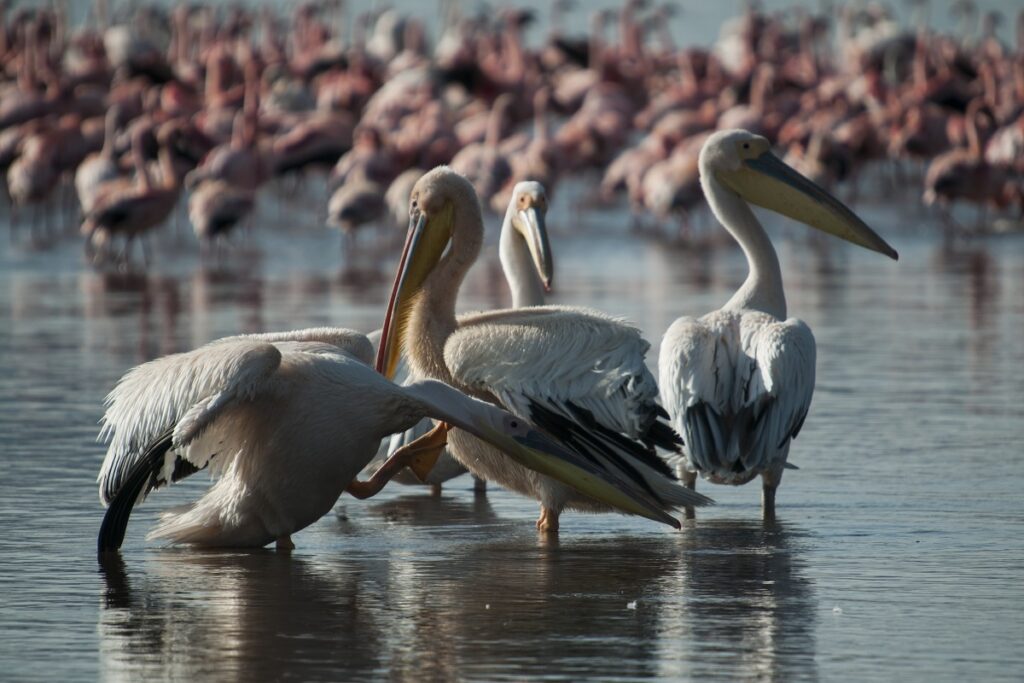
[
  {"left": 376, "top": 203, "right": 454, "bottom": 379},
  {"left": 718, "top": 151, "right": 899, "bottom": 260}
]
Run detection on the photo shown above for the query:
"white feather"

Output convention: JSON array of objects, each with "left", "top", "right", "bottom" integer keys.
[{"left": 660, "top": 309, "right": 815, "bottom": 483}]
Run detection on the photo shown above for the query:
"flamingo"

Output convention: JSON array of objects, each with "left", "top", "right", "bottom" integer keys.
[
  {"left": 75, "top": 106, "right": 122, "bottom": 215},
  {"left": 82, "top": 121, "right": 184, "bottom": 262}
]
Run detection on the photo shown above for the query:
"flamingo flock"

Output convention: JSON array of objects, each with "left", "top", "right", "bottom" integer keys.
[{"left": 0, "top": 1, "right": 1021, "bottom": 264}]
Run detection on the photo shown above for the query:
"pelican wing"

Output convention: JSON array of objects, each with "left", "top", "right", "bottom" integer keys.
[
  {"left": 660, "top": 311, "right": 815, "bottom": 480},
  {"left": 98, "top": 327, "right": 371, "bottom": 505},
  {"left": 97, "top": 328, "right": 371, "bottom": 552},
  {"left": 446, "top": 306, "right": 706, "bottom": 509}
]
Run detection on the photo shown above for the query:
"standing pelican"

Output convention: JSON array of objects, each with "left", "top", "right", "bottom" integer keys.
[
  {"left": 97, "top": 328, "right": 683, "bottom": 552},
  {"left": 376, "top": 167, "right": 713, "bottom": 532},
  {"left": 379, "top": 180, "right": 554, "bottom": 492},
  {"left": 659, "top": 130, "right": 898, "bottom": 519}
]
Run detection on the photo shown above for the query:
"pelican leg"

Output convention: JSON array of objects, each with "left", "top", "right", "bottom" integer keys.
[
  {"left": 346, "top": 422, "right": 451, "bottom": 499},
  {"left": 276, "top": 535, "right": 295, "bottom": 550},
  {"left": 761, "top": 469, "right": 783, "bottom": 522},
  {"left": 430, "top": 484, "right": 443, "bottom": 497},
  {"left": 681, "top": 470, "right": 698, "bottom": 520},
  {"left": 535, "top": 506, "right": 560, "bottom": 533},
  {"left": 472, "top": 476, "right": 487, "bottom": 496}
]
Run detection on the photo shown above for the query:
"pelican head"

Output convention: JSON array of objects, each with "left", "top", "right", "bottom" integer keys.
[
  {"left": 376, "top": 167, "right": 482, "bottom": 379},
  {"left": 700, "top": 129, "right": 898, "bottom": 260},
  {"left": 505, "top": 181, "right": 553, "bottom": 292}
]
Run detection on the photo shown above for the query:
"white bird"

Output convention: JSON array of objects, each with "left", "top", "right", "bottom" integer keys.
[
  {"left": 658, "top": 129, "right": 898, "bottom": 519},
  {"left": 75, "top": 106, "right": 121, "bottom": 215},
  {"left": 96, "top": 328, "right": 680, "bottom": 552},
  {"left": 376, "top": 167, "right": 714, "bottom": 532},
  {"left": 378, "top": 180, "right": 554, "bottom": 493}
]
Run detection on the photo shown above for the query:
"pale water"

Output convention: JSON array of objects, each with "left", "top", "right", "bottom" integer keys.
[{"left": 0, "top": 180, "right": 1023, "bottom": 681}]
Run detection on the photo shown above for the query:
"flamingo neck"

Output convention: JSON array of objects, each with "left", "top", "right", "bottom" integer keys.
[
  {"left": 499, "top": 212, "right": 545, "bottom": 309},
  {"left": 101, "top": 111, "right": 117, "bottom": 159},
  {"left": 408, "top": 190, "right": 484, "bottom": 383},
  {"left": 132, "top": 140, "right": 152, "bottom": 192},
  {"left": 485, "top": 99, "right": 507, "bottom": 151},
  {"left": 966, "top": 105, "right": 984, "bottom": 158},
  {"left": 703, "top": 173, "right": 786, "bottom": 319},
  {"left": 533, "top": 97, "right": 548, "bottom": 144},
  {"left": 157, "top": 141, "right": 179, "bottom": 191}
]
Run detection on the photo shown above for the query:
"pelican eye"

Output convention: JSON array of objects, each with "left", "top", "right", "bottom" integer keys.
[
  {"left": 742, "top": 143, "right": 750, "bottom": 150},
  {"left": 510, "top": 420, "right": 519, "bottom": 428}
]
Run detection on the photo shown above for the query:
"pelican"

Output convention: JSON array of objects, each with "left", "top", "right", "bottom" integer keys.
[
  {"left": 378, "top": 180, "right": 554, "bottom": 493},
  {"left": 658, "top": 129, "right": 898, "bottom": 519},
  {"left": 96, "top": 328, "right": 684, "bottom": 552},
  {"left": 376, "top": 167, "right": 713, "bottom": 532}
]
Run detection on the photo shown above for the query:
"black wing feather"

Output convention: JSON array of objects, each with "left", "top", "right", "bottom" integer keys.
[
  {"left": 97, "top": 431, "right": 206, "bottom": 553},
  {"left": 527, "top": 399, "right": 679, "bottom": 502}
]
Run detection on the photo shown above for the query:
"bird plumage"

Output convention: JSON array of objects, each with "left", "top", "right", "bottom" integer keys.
[{"left": 660, "top": 310, "right": 814, "bottom": 484}]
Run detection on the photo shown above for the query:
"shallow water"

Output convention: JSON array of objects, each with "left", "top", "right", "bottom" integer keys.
[{"left": 0, "top": 183, "right": 1022, "bottom": 682}]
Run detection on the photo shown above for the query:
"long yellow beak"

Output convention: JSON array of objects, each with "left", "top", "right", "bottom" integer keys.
[
  {"left": 376, "top": 203, "right": 454, "bottom": 378},
  {"left": 718, "top": 151, "right": 899, "bottom": 260},
  {"left": 518, "top": 205, "right": 553, "bottom": 292}
]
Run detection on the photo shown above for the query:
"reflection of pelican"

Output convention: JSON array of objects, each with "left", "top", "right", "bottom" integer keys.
[
  {"left": 380, "top": 534, "right": 684, "bottom": 680},
  {"left": 97, "top": 327, "right": 650, "bottom": 550},
  {"left": 659, "top": 130, "right": 898, "bottom": 518},
  {"left": 376, "top": 167, "right": 713, "bottom": 532},
  {"left": 98, "top": 552, "right": 386, "bottom": 681},
  {"left": 378, "top": 180, "right": 554, "bottom": 492},
  {"left": 362, "top": 490, "right": 501, "bottom": 528},
  {"left": 664, "top": 519, "right": 817, "bottom": 680}
]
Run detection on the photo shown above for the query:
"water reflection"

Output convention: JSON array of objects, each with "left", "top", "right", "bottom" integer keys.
[
  {"left": 381, "top": 534, "right": 683, "bottom": 680},
  {"left": 96, "top": 517, "right": 815, "bottom": 682},
  {"left": 99, "top": 551, "right": 387, "bottom": 682},
  {"left": 358, "top": 490, "right": 500, "bottom": 528},
  {"left": 664, "top": 519, "right": 818, "bottom": 682}
]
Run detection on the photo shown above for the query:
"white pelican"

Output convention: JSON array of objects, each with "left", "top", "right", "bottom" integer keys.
[
  {"left": 97, "top": 328, "right": 681, "bottom": 552},
  {"left": 376, "top": 167, "right": 714, "bottom": 532},
  {"left": 379, "top": 180, "right": 554, "bottom": 492},
  {"left": 658, "top": 129, "right": 898, "bottom": 519}
]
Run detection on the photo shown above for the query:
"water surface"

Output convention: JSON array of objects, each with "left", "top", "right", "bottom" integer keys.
[{"left": 0, "top": 184, "right": 1022, "bottom": 681}]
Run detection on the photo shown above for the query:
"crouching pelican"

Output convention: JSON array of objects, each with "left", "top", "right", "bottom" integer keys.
[
  {"left": 376, "top": 167, "right": 713, "bottom": 532},
  {"left": 377, "top": 180, "right": 554, "bottom": 493},
  {"left": 659, "top": 130, "right": 898, "bottom": 519},
  {"left": 97, "top": 328, "right": 680, "bottom": 552}
]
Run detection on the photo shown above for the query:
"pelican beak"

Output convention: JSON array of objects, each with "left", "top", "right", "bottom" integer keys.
[
  {"left": 479, "top": 426, "right": 681, "bottom": 528},
  {"left": 516, "top": 204, "right": 553, "bottom": 292},
  {"left": 717, "top": 151, "right": 899, "bottom": 260},
  {"left": 376, "top": 202, "right": 455, "bottom": 378}
]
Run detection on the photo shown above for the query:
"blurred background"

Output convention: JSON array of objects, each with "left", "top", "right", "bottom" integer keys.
[{"left": 1, "top": 2, "right": 1023, "bottom": 682}]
